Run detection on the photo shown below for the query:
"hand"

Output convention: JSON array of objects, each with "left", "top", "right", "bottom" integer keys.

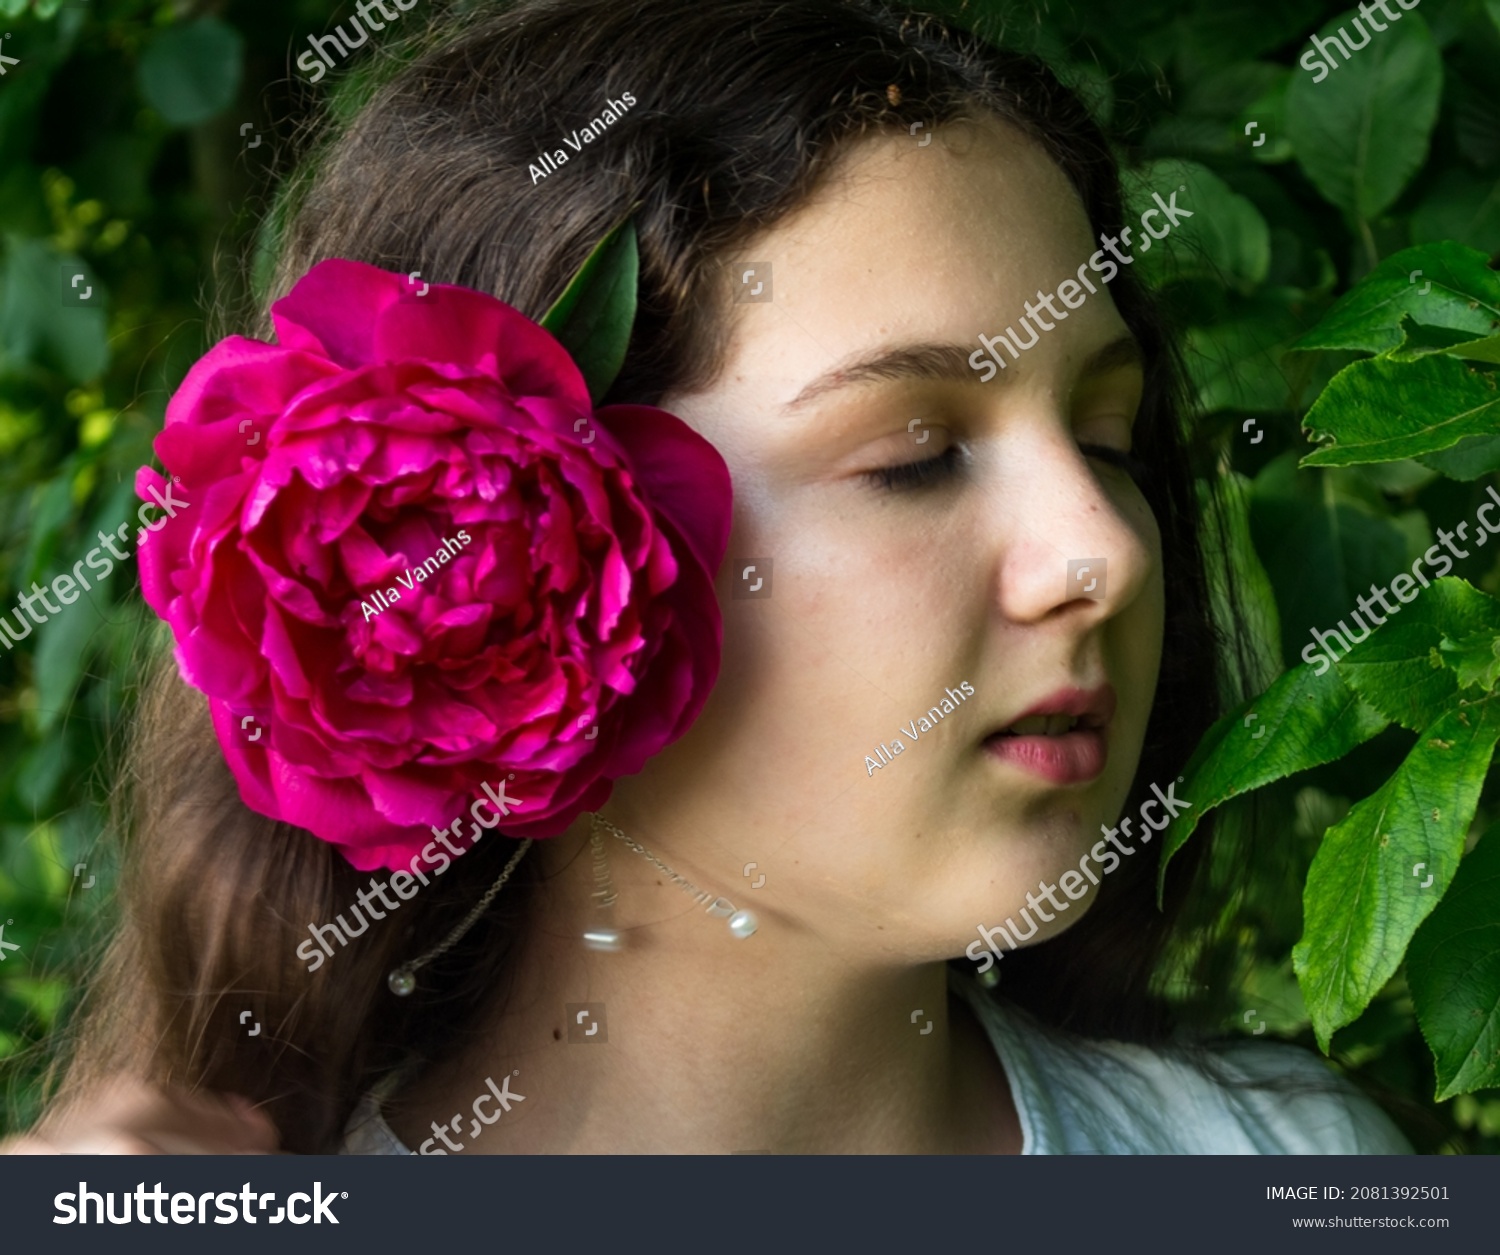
[{"left": 1, "top": 1077, "right": 280, "bottom": 1154}]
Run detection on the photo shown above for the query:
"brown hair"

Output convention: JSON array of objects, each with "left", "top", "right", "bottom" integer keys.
[{"left": 42, "top": 0, "right": 1220, "bottom": 1152}]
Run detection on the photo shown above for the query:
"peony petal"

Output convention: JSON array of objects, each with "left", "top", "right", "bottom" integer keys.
[
  {"left": 270, "top": 259, "right": 409, "bottom": 367},
  {"left": 595, "top": 405, "right": 733, "bottom": 577}
]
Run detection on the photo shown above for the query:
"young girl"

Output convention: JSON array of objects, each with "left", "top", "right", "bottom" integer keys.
[{"left": 11, "top": 0, "right": 1408, "bottom": 1155}]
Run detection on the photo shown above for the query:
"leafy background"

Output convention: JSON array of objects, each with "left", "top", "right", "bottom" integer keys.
[{"left": 0, "top": 0, "right": 1497, "bottom": 1150}]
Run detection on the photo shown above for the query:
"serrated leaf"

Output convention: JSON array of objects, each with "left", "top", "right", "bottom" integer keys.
[
  {"left": 1285, "top": 10, "right": 1442, "bottom": 222},
  {"left": 1291, "top": 243, "right": 1500, "bottom": 355},
  {"left": 1408, "top": 819, "right": 1500, "bottom": 1098},
  {"left": 1157, "top": 663, "right": 1389, "bottom": 900},
  {"left": 1386, "top": 316, "right": 1500, "bottom": 364},
  {"left": 1294, "top": 698, "right": 1500, "bottom": 1051},
  {"left": 540, "top": 218, "right": 638, "bottom": 405},
  {"left": 1335, "top": 577, "right": 1500, "bottom": 730},
  {"left": 1438, "top": 633, "right": 1500, "bottom": 693},
  {"left": 1301, "top": 353, "right": 1500, "bottom": 467}
]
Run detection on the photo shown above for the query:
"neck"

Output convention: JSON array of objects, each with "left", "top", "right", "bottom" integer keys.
[{"left": 386, "top": 819, "right": 1018, "bottom": 1154}]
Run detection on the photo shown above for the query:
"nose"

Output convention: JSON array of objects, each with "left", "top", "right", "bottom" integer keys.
[{"left": 985, "top": 429, "right": 1156, "bottom": 627}]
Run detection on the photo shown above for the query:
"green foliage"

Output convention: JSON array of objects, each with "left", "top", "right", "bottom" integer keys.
[
  {"left": 1126, "top": 159, "right": 1271, "bottom": 292},
  {"left": 0, "top": 0, "right": 331, "bottom": 1139},
  {"left": 1291, "top": 694, "right": 1497, "bottom": 1053},
  {"left": 1302, "top": 350, "right": 1500, "bottom": 466},
  {"left": 1292, "top": 241, "right": 1500, "bottom": 352},
  {"left": 539, "top": 217, "right": 640, "bottom": 406},
  {"left": 1156, "top": 665, "right": 1390, "bottom": 882},
  {"left": 941, "top": 0, "right": 1500, "bottom": 1151},
  {"left": 136, "top": 18, "right": 245, "bottom": 128},
  {"left": 1285, "top": 11, "right": 1443, "bottom": 223},
  {"left": 1158, "top": 261, "right": 1500, "bottom": 1096},
  {"left": 1408, "top": 816, "right": 1500, "bottom": 1098}
]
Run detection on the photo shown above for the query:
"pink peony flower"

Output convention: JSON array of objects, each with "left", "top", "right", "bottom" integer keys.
[{"left": 138, "top": 259, "right": 730, "bottom": 871}]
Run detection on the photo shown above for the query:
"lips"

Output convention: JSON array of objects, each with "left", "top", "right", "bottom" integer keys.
[{"left": 982, "top": 684, "right": 1115, "bottom": 785}]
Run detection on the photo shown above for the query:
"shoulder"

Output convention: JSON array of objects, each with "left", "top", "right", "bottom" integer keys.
[
  {"left": 339, "top": 1089, "right": 415, "bottom": 1156},
  {"left": 971, "top": 994, "right": 1413, "bottom": 1155}
]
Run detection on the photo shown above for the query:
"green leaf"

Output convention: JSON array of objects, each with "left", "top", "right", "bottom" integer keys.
[
  {"left": 1140, "top": 62, "right": 1290, "bottom": 162},
  {"left": 1294, "top": 697, "right": 1500, "bottom": 1051},
  {"left": 1199, "top": 472, "right": 1283, "bottom": 697},
  {"left": 1408, "top": 819, "right": 1500, "bottom": 1098},
  {"left": 1156, "top": 663, "right": 1389, "bottom": 900},
  {"left": 1438, "top": 633, "right": 1500, "bottom": 694},
  {"left": 1053, "top": 60, "right": 1113, "bottom": 127},
  {"left": 1248, "top": 453, "right": 1411, "bottom": 667},
  {"left": 1291, "top": 242, "right": 1500, "bottom": 355},
  {"left": 14, "top": 732, "right": 69, "bottom": 816},
  {"left": 1123, "top": 158, "right": 1270, "bottom": 294},
  {"left": 0, "top": 238, "right": 108, "bottom": 383},
  {"left": 540, "top": 218, "right": 639, "bottom": 405},
  {"left": 1419, "top": 434, "right": 1500, "bottom": 481},
  {"left": 1285, "top": 9, "right": 1442, "bottom": 222},
  {"left": 1175, "top": 0, "right": 1313, "bottom": 64},
  {"left": 137, "top": 18, "right": 244, "bottom": 128},
  {"left": 1184, "top": 309, "right": 1298, "bottom": 413},
  {"left": 1300, "top": 353, "right": 1500, "bottom": 467},
  {"left": 1336, "top": 578, "right": 1500, "bottom": 731},
  {"left": 1411, "top": 168, "right": 1500, "bottom": 257},
  {"left": 1386, "top": 316, "right": 1500, "bottom": 365},
  {"left": 33, "top": 572, "right": 113, "bottom": 736}
]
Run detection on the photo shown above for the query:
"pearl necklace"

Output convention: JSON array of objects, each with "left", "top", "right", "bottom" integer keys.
[{"left": 588, "top": 813, "right": 758, "bottom": 944}]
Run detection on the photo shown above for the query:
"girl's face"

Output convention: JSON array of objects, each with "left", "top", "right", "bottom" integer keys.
[{"left": 604, "top": 117, "right": 1164, "bottom": 964}]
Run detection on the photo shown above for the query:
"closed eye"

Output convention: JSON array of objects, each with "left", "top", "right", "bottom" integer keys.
[
  {"left": 863, "top": 443, "right": 967, "bottom": 492},
  {"left": 1081, "top": 444, "right": 1149, "bottom": 484}
]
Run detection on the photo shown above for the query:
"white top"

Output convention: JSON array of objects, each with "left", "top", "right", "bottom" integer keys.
[{"left": 339, "top": 980, "right": 1412, "bottom": 1155}]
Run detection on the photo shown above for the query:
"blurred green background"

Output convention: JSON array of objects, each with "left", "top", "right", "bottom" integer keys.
[{"left": 0, "top": 0, "right": 1498, "bottom": 1149}]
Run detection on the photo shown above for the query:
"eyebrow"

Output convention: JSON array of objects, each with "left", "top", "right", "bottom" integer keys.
[{"left": 780, "top": 333, "right": 1144, "bottom": 413}]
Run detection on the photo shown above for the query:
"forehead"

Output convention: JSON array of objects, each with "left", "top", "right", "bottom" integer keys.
[{"left": 697, "top": 117, "right": 1109, "bottom": 417}]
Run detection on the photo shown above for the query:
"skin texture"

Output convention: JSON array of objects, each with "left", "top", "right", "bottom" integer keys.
[
  {"left": 384, "top": 117, "right": 1165, "bottom": 1154},
  {"left": 9, "top": 117, "right": 1164, "bottom": 1156},
  {"left": 2, "top": 1081, "right": 278, "bottom": 1154}
]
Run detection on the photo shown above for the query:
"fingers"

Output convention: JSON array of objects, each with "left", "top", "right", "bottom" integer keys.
[{"left": 12, "top": 1077, "right": 282, "bottom": 1155}]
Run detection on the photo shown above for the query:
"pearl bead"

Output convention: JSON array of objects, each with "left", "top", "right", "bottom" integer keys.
[
  {"left": 387, "top": 969, "right": 416, "bottom": 997},
  {"left": 583, "top": 927, "right": 623, "bottom": 952},
  {"left": 727, "top": 909, "right": 758, "bottom": 938}
]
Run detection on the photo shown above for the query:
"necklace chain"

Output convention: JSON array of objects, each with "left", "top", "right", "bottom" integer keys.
[
  {"left": 392, "top": 837, "right": 533, "bottom": 982},
  {"left": 589, "top": 825, "right": 618, "bottom": 906},
  {"left": 591, "top": 813, "right": 731, "bottom": 914}
]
